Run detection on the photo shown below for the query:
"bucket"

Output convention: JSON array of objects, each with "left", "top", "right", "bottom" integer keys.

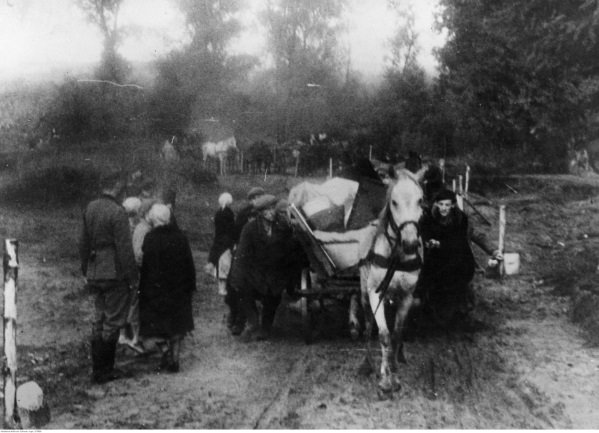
[{"left": 503, "top": 252, "right": 520, "bottom": 275}]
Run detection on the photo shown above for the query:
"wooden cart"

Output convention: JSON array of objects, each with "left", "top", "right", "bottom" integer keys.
[{"left": 289, "top": 203, "right": 361, "bottom": 344}]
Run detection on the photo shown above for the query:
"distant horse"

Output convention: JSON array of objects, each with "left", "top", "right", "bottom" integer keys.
[
  {"left": 202, "top": 136, "right": 238, "bottom": 176},
  {"left": 160, "top": 136, "right": 179, "bottom": 162},
  {"left": 357, "top": 169, "right": 424, "bottom": 395}
]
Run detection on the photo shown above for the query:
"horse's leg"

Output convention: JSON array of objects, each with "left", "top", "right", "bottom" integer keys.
[
  {"left": 358, "top": 267, "right": 374, "bottom": 376},
  {"left": 369, "top": 289, "right": 393, "bottom": 393},
  {"left": 348, "top": 293, "right": 361, "bottom": 341},
  {"left": 389, "top": 293, "right": 414, "bottom": 392}
]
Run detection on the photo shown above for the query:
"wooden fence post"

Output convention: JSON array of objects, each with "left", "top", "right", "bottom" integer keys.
[
  {"left": 465, "top": 165, "right": 470, "bottom": 199},
  {"left": 3, "top": 239, "right": 19, "bottom": 428},
  {"left": 498, "top": 205, "right": 506, "bottom": 276}
]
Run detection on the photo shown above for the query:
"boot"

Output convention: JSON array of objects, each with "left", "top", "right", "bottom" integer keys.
[
  {"left": 241, "top": 300, "right": 261, "bottom": 342},
  {"left": 92, "top": 338, "right": 127, "bottom": 384},
  {"left": 90, "top": 338, "right": 103, "bottom": 383}
]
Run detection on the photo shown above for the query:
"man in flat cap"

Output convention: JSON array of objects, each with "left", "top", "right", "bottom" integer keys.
[
  {"left": 222, "top": 187, "right": 267, "bottom": 335},
  {"left": 229, "top": 194, "right": 293, "bottom": 341}
]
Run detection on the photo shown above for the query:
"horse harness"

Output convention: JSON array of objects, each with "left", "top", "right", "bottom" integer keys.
[{"left": 364, "top": 207, "right": 423, "bottom": 313}]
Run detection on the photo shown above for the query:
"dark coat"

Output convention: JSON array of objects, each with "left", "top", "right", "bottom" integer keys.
[
  {"left": 420, "top": 207, "right": 475, "bottom": 295},
  {"left": 208, "top": 206, "right": 236, "bottom": 266},
  {"left": 229, "top": 217, "right": 296, "bottom": 296},
  {"left": 139, "top": 224, "right": 196, "bottom": 338},
  {"left": 234, "top": 203, "right": 255, "bottom": 244}
]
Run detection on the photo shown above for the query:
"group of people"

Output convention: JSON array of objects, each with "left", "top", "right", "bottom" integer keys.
[
  {"left": 79, "top": 172, "right": 195, "bottom": 384},
  {"left": 79, "top": 157, "right": 501, "bottom": 384},
  {"left": 207, "top": 187, "right": 306, "bottom": 341}
]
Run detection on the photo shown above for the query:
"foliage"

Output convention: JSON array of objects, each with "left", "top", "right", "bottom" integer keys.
[
  {"left": 436, "top": 0, "right": 599, "bottom": 171},
  {"left": 44, "top": 78, "right": 147, "bottom": 141},
  {"left": 387, "top": 0, "right": 420, "bottom": 73},
  {"left": 76, "top": 0, "right": 130, "bottom": 82},
  {"left": 262, "top": 0, "right": 348, "bottom": 141},
  {"left": 2, "top": 165, "right": 100, "bottom": 205},
  {"left": 148, "top": 0, "right": 255, "bottom": 135}
]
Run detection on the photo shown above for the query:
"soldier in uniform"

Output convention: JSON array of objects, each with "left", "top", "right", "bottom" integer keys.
[{"left": 79, "top": 171, "right": 139, "bottom": 384}]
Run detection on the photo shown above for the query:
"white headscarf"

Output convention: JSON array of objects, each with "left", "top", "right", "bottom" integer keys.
[
  {"left": 148, "top": 203, "right": 171, "bottom": 228},
  {"left": 122, "top": 197, "right": 141, "bottom": 216},
  {"left": 218, "top": 192, "right": 233, "bottom": 209}
]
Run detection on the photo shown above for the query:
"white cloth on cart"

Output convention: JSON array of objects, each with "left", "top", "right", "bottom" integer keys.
[{"left": 288, "top": 177, "right": 359, "bottom": 227}]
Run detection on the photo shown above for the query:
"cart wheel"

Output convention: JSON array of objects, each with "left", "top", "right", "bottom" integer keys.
[{"left": 300, "top": 269, "right": 312, "bottom": 344}]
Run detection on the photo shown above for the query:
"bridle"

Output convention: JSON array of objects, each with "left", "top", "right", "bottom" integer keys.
[
  {"left": 369, "top": 205, "right": 423, "bottom": 315},
  {"left": 383, "top": 206, "right": 420, "bottom": 248}
]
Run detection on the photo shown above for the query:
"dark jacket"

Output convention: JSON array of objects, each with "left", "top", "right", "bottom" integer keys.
[
  {"left": 234, "top": 202, "right": 255, "bottom": 243},
  {"left": 420, "top": 207, "right": 476, "bottom": 293},
  {"left": 208, "top": 206, "right": 236, "bottom": 266},
  {"left": 79, "top": 194, "right": 138, "bottom": 284},
  {"left": 139, "top": 224, "right": 195, "bottom": 338},
  {"left": 229, "top": 216, "right": 295, "bottom": 296}
]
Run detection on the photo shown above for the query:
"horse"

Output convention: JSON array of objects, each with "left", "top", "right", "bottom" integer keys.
[
  {"left": 202, "top": 136, "right": 238, "bottom": 176},
  {"left": 160, "top": 136, "right": 179, "bottom": 162},
  {"left": 357, "top": 169, "right": 424, "bottom": 395}
]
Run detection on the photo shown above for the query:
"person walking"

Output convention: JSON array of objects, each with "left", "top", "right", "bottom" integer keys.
[
  {"left": 229, "top": 194, "right": 294, "bottom": 341},
  {"left": 417, "top": 189, "right": 502, "bottom": 326},
  {"left": 224, "top": 186, "right": 265, "bottom": 335},
  {"left": 139, "top": 204, "right": 196, "bottom": 372},
  {"left": 118, "top": 196, "right": 145, "bottom": 352},
  {"left": 206, "top": 192, "right": 236, "bottom": 296},
  {"left": 79, "top": 171, "right": 139, "bottom": 384}
]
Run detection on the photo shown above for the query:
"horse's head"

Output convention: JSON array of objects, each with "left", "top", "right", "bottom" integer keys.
[{"left": 384, "top": 169, "right": 423, "bottom": 255}]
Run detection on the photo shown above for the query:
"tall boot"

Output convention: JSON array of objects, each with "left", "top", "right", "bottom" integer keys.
[
  {"left": 93, "top": 338, "right": 126, "bottom": 384},
  {"left": 90, "top": 338, "right": 104, "bottom": 383}
]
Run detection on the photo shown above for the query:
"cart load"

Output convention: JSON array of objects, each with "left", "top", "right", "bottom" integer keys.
[{"left": 288, "top": 176, "right": 387, "bottom": 277}]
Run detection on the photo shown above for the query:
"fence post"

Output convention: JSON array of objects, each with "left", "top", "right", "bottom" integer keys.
[
  {"left": 3, "top": 239, "right": 19, "bottom": 428},
  {"left": 465, "top": 165, "right": 470, "bottom": 199},
  {"left": 498, "top": 205, "right": 506, "bottom": 276}
]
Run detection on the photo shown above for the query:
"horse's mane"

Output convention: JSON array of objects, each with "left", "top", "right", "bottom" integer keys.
[{"left": 375, "top": 169, "right": 422, "bottom": 238}]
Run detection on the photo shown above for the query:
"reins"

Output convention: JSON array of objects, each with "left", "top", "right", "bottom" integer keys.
[{"left": 370, "top": 206, "right": 422, "bottom": 316}]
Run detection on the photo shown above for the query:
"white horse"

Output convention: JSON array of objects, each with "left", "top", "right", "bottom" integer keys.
[
  {"left": 160, "top": 136, "right": 179, "bottom": 163},
  {"left": 357, "top": 169, "right": 424, "bottom": 395},
  {"left": 202, "top": 136, "right": 238, "bottom": 176}
]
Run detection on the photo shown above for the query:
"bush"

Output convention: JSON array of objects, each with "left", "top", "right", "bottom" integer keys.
[
  {"left": 175, "top": 159, "right": 217, "bottom": 186},
  {"left": 2, "top": 165, "right": 100, "bottom": 205}
]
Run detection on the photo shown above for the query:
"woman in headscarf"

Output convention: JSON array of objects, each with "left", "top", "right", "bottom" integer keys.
[
  {"left": 139, "top": 203, "right": 196, "bottom": 372},
  {"left": 207, "top": 192, "right": 236, "bottom": 296}
]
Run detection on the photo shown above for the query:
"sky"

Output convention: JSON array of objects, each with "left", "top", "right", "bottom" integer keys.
[{"left": 0, "top": 0, "right": 446, "bottom": 82}]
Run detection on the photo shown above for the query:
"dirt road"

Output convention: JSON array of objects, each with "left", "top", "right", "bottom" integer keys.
[{"left": 7, "top": 174, "right": 599, "bottom": 429}]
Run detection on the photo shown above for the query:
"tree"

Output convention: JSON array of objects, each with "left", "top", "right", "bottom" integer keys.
[
  {"left": 262, "top": 0, "right": 347, "bottom": 141},
  {"left": 436, "top": 0, "right": 599, "bottom": 171},
  {"left": 387, "top": 0, "right": 419, "bottom": 73},
  {"left": 77, "top": 0, "right": 128, "bottom": 82},
  {"left": 149, "top": 0, "right": 255, "bottom": 134}
]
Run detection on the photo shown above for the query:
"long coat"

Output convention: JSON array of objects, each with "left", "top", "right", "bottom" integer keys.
[
  {"left": 419, "top": 207, "right": 476, "bottom": 298},
  {"left": 208, "top": 206, "right": 236, "bottom": 266},
  {"left": 139, "top": 224, "right": 196, "bottom": 338},
  {"left": 229, "top": 217, "right": 296, "bottom": 297}
]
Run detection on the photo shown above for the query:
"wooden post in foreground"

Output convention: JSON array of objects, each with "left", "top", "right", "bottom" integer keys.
[
  {"left": 329, "top": 158, "right": 333, "bottom": 179},
  {"left": 498, "top": 206, "right": 506, "bottom": 276},
  {"left": 3, "top": 239, "right": 19, "bottom": 428},
  {"left": 369, "top": 146, "right": 373, "bottom": 161}
]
